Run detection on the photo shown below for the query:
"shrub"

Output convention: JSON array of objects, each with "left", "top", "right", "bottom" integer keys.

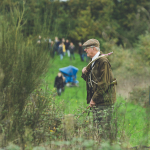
[
  {"left": 135, "top": 31, "right": 150, "bottom": 66},
  {"left": 102, "top": 39, "right": 127, "bottom": 70},
  {"left": 0, "top": 87, "right": 64, "bottom": 148},
  {"left": 0, "top": 4, "right": 50, "bottom": 148},
  {"left": 128, "top": 87, "right": 149, "bottom": 107},
  {"left": 5, "top": 144, "right": 20, "bottom": 150}
]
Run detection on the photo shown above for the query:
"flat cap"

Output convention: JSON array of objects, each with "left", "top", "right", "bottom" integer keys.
[{"left": 82, "top": 39, "right": 100, "bottom": 47}]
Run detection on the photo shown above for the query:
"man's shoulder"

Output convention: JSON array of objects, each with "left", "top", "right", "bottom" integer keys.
[
  {"left": 97, "top": 55, "right": 109, "bottom": 63},
  {"left": 96, "top": 55, "right": 112, "bottom": 68}
]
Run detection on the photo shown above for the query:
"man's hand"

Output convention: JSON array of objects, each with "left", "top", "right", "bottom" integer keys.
[
  {"left": 82, "top": 67, "right": 87, "bottom": 74},
  {"left": 90, "top": 99, "right": 96, "bottom": 107}
]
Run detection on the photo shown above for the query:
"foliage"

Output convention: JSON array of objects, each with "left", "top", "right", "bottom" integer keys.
[
  {"left": 68, "top": 0, "right": 116, "bottom": 43},
  {"left": 0, "top": 87, "right": 64, "bottom": 148},
  {"left": 101, "top": 35, "right": 150, "bottom": 77},
  {"left": 44, "top": 53, "right": 150, "bottom": 147},
  {"left": 0, "top": 0, "right": 150, "bottom": 149},
  {"left": 0, "top": 3, "right": 50, "bottom": 149},
  {"left": 135, "top": 31, "right": 150, "bottom": 65},
  {"left": 112, "top": 0, "right": 150, "bottom": 46},
  {"left": 102, "top": 39, "right": 126, "bottom": 70},
  {"left": 114, "top": 97, "right": 149, "bottom": 147},
  {"left": 1, "top": 0, "right": 150, "bottom": 47},
  {"left": 69, "top": 7, "right": 95, "bottom": 42},
  {"left": 128, "top": 87, "right": 149, "bottom": 107},
  {"left": 0, "top": 94, "right": 149, "bottom": 149},
  {"left": 5, "top": 144, "right": 20, "bottom": 150},
  {"left": 2, "top": 140, "right": 123, "bottom": 150}
]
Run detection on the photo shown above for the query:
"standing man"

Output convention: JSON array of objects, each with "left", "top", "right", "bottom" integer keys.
[
  {"left": 69, "top": 42, "right": 75, "bottom": 60},
  {"left": 81, "top": 39, "right": 116, "bottom": 140},
  {"left": 78, "top": 42, "right": 84, "bottom": 61},
  {"left": 55, "top": 37, "right": 60, "bottom": 54},
  {"left": 58, "top": 43, "right": 63, "bottom": 60},
  {"left": 65, "top": 39, "right": 70, "bottom": 57}
]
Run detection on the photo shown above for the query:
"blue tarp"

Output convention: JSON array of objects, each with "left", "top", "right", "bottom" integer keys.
[{"left": 59, "top": 65, "right": 79, "bottom": 83}]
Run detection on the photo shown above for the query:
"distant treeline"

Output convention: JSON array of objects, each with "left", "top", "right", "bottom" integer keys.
[{"left": 0, "top": 0, "right": 150, "bottom": 47}]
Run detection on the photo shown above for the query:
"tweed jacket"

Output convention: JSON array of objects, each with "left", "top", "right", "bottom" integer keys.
[{"left": 81, "top": 54, "right": 116, "bottom": 105}]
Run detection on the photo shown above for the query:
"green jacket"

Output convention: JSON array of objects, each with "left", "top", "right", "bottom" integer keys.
[{"left": 81, "top": 54, "right": 116, "bottom": 105}]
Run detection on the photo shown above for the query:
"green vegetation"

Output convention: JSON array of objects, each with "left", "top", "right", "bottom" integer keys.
[
  {"left": 0, "top": 0, "right": 150, "bottom": 149},
  {"left": 115, "top": 97, "right": 149, "bottom": 147},
  {"left": 44, "top": 54, "right": 88, "bottom": 114},
  {"left": 1, "top": 0, "right": 150, "bottom": 47},
  {"left": 45, "top": 54, "right": 150, "bottom": 146}
]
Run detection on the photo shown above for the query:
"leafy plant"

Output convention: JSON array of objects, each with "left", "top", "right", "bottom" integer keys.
[
  {"left": 128, "top": 87, "right": 149, "bottom": 107},
  {"left": 135, "top": 31, "right": 150, "bottom": 65}
]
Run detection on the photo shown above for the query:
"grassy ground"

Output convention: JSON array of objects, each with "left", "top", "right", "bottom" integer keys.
[
  {"left": 115, "top": 97, "right": 149, "bottom": 146},
  {"left": 43, "top": 53, "right": 150, "bottom": 147},
  {"left": 44, "top": 53, "right": 89, "bottom": 114}
]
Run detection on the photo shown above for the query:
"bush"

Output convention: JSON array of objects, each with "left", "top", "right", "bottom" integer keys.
[
  {"left": 5, "top": 144, "right": 20, "bottom": 150},
  {"left": 3, "top": 140, "right": 123, "bottom": 150},
  {"left": 102, "top": 39, "right": 128, "bottom": 70},
  {"left": 135, "top": 31, "right": 150, "bottom": 66},
  {"left": 0, "top": 87, "right": 64, "bottom": 148},
  {"left": 128, "top": 87, "right": 149, "bottom": 107},
  {"left": 0, "top": 4, "right": 51, "bottom": 148}
]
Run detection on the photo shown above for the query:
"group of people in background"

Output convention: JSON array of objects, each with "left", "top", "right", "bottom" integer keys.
[
  {"left": 37, "top": 35, "right": 88, "bottom": 62},
  {"left": 55, "top": 37, "right": 76, "bottom": 60},
  {"left": 37, "top": 35, "right": 89, "bottom": 96}
]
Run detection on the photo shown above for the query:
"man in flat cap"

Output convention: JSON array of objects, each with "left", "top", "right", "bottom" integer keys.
[{"left": 81, "top": 39, "right": 116, "bottom": 140}]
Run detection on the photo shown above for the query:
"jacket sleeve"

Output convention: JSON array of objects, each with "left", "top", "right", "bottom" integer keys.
[
  {"left": 92, "top": 62, "right": 111, "bottom": 103},
  {"left": 81, "top": 73, "right": 87, "bottom": 81}
]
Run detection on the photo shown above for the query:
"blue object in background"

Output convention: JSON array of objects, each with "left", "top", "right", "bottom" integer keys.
[{"left": 59, "top": 65, "right": 79, "bottom": 84}]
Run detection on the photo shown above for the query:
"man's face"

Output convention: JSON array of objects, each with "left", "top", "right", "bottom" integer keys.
[{"left": 84, "top": 47, "right": 95, "bottom": 58}]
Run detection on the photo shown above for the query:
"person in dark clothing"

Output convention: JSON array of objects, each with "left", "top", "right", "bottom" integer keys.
[
  {"left": 69, "top": 42, "right": 75, "bottom": 60},
  {"left": 81, "top": 39, "right": 116, "bottom": 140},
  {"left": 55, "top": 37, "right": 60, "bottom": 53},
  {"left": 54, "top": 72, "right": 64, "bottom": 96},
  {"left": 58, "top": 43, "right": 63, "bottom": 60},
  {"left": 65, "top": 39, "right": 70, "bottom": 57},
  {"left": 78, "top": 42, "right": 84, "bottom": 61},
  {"left": 53, "top": 41, "right": 58, "bottom": 57}
]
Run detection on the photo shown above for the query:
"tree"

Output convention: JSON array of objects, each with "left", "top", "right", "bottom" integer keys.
[{"left": 0, "top": 2, "right": 50, "bottom": 140}]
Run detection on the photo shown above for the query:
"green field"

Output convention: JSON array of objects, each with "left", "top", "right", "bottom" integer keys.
[
  {"left": 44, "top": 53, "right": 89, "bottom": 114},
  {"left": 43, "top": 53, "right": 150, "bottom": 147}
]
